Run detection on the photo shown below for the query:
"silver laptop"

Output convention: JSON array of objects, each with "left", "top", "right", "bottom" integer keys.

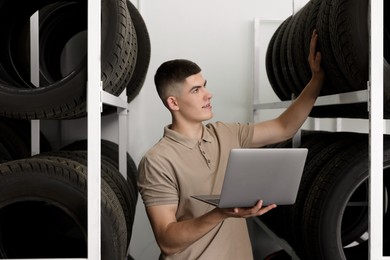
[{"left": 191, "top": 148, "right": 308, "bottom": 208}]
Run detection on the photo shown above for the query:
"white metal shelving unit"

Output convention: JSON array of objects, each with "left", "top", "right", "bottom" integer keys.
[
  {"left": 27, "top": 0, "right": 129, "bottom": 259},
  {"left": 252, "top": 0, "right": 387, "bottom": 259},
  {"left": 368, "top": 0, "right": 385, "bottom": 259},
  {"left": 86, "top": 0, "right": 130, "bottom": 257}
]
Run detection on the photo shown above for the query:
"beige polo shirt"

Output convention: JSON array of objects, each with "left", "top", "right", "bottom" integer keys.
[{"left": 138, "top": 121, "right": 255, "bottom": 260}]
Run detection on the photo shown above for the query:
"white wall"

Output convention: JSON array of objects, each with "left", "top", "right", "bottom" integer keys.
[{"left": 127, "top": 0, "right": 298, "bottom": 258}]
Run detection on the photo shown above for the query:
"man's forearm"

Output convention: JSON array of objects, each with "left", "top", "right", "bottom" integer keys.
[{"left": 156, "top": 208, "right": 226, "bottom": 256}]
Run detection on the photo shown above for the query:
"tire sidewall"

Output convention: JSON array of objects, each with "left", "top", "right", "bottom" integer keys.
[{"left": 315, "top": 160, "right": 368, "bottom": 260}]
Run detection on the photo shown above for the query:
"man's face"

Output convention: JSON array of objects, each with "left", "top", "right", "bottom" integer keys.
[{"left": 173, "top": 72, "right": 213, "bottom": 123}]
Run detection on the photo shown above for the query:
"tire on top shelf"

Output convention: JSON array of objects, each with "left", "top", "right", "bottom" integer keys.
[
  {"left": 265, "top": 0, "right": 389, "bottom": 119},
  {"left": 0, "top": 0, "right": 149, "bottom": 119}
]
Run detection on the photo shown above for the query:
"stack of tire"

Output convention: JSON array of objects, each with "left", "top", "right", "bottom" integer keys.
[
  {"left": 264, "top": 2, "right": 390, "bottom": 257},
  {"left": 0, "top": 132, "right": 139, "bottom": 259},
  {"left": 261, "top": 130, "right": 390, "bottom": 259},
  {"left": 0, "top": 0, "right": 150, "bottom": 119},
  {"left": 266, "top": 0, "right": 390, "bottom": 118},
  {"left": 0, "top": 0, "right": 147, "bottom": 259}
]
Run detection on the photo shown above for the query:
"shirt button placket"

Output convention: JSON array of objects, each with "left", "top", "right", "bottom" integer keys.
[{"left": 199, "top": 142, "right": 211, "bottom": 167}]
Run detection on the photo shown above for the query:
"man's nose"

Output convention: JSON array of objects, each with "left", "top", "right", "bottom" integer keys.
[{"left": 204, "top": 88, "right": 213, "bottom": 99}]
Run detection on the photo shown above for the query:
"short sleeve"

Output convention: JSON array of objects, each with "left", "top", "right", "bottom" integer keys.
[{"left": 137, "top": 153, "right": 179, "bottom": 207}]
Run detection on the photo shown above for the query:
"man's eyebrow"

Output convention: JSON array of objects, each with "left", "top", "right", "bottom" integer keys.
[{"left": 190, "top": 80, "right": 207, "bottom": 92}]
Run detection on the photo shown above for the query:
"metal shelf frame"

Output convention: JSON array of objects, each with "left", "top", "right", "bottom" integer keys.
[
  {"left": 253, "top": 0, "right": 387, "bottom": 259},
  {"left": 254, "top": 89, "right": 369, "bottom": 110},
  {"left": 27, "top": 0, "right": 129, "bottom": 259}
]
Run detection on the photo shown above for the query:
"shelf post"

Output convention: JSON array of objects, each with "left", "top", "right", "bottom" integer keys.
[
  {"left": 368, "top": 0, "right": 384, "bottom": 259},
  {"left": 118, "top": 107, "right": 128, "bottom": 178},
  {"left": 87, "top": 0, "right": 102, "bottom": 258},
  {"left": 30, "top": 11, "right": 40, "bottom": 156}
]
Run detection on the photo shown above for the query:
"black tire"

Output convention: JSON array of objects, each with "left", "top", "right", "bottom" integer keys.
[
  {"left": 126, "top": 0, "right": 151, "bottom": 103},
  {"left": 303, "top": 0, "right": 333, "bottom": 97},
  {"left": 38, "top": 1, "right": 87, "bottom": 86},
  {"left": 261, "top": 131, "right": 367, "bottom": 257},
  {"left": 37, "top": 150, "right": 136, "bottom": 247},
  {"left": 329, "top": 0, "right": 369, "bottom": 91},
  {"left": 265, "top": 21, "right": 286, "bottom": 101},
  {"left": 290, "top": 131, "right": 367, "bottom": 256},
  {"left": 316, "top": 0, "right": 352, "bottom": 94},
  {"left": 286, "top": 8, "right": 305, "bottom": 95},
  {"left": 60, "top": 139, "right": 139, "bottom": 203},
  {"left": 264, "top": 0, "right": 375, "bottom": 118},
  {"left": 280, "top": 16, "right": 298, "bottom": 97},
  {"left": 0, "top": 0, "right": 135, "bottom": 119},
  {"left": 301, "top": 135, "right": 390, "bottom": 260},
  {"left": 0, "top": 157, "right": 127, "bottom": 259},
  {"left": 272, "top": 17, "right": 293, "bottom": 101},
  {"left": 287, "top": 3, "right": 312, "bottom": 94},
  {"left": 39, "top": 0, "right": 135, "bottom": 119},
  {"left": 32, "top": 155, "right": 128, "bottom": 259},
  {"left": 58, "top": 0, "right": 138, "bottom": 118},
  {"left": 0, "top": 0, "right": 87, "bottom": 119}
]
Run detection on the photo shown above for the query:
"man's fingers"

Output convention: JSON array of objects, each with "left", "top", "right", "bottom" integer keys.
[
  {"left": 259, "top": 204, "right": 277, "bottom": 215},
  {"left": 309, "top": 29, "right": 318, "bottom": 57}
]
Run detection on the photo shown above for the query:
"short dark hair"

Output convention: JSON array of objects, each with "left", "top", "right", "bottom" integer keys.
[{"left": 154, "top": 59, "right": 201, "bottom": 105}]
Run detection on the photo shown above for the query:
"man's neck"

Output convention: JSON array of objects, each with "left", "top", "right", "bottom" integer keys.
[{"left": 170, "top": 120, "right": 204, "bottom": 140}]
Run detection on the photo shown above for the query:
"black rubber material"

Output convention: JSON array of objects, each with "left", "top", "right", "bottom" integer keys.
[
  {"left": 265, "top": 21, "right": 287, "bottom": 101},
  {"left": 302, "top": 135, "right": 390, "bottom": 259},
  {"left": 125, "top": 0, "right": 151, "bottom": 103},
  {"left": 264, "top": 0, "right": 390, "bottom": 118},
  {"left": 0, "top": 0, "right": 141, "bottom": 119},
  {"left": 36, "top": 150, "right": 136, "bottom": 248},
  {"left": 287, "top": 7, "right": 310, "bottom": 94},
  {"left": 261, "top": 132, "right": 390, "bottom": 259},
  {"left": 329, "top": 0, "right": 369, "bottom": 91},
  {"left": 0, "top": 157, "right": 127, "bottom": 259},
  {"left": 60, "top": 139, "right": 139, "bottom": 204},
  {"left": 316, "top": 0, "right": 352, "bottom": 94},
  {"left": 271, "top": 17, "right": 293, "bottom": 101},
  {"left": 280, "top": 16, "right": 298, "bottom": 97}
]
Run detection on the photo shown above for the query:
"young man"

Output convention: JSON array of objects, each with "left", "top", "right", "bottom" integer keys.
[{"left": 138, "top": 30, "right": 324, "bottom": 259}]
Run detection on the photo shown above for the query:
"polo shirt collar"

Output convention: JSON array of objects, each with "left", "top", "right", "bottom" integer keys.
[{"left": 164, "top": 124, "right": 213, "bottom": 149}]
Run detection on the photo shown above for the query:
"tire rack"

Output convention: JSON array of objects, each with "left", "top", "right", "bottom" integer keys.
[
  {"left": 252, "top": 0, "right": 387, "bottom": 259},
  {"left": 28, "top": 0, "right": 128, "bottom": 259}
]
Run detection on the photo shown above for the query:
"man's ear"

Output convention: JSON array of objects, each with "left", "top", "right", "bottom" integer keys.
[{"left": 167, "top": 96, "right": 179, "bottom": 111}]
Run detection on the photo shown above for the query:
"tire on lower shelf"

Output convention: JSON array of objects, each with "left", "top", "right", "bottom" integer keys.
[
  {"left": 301, "top": 134, "right": 390, "bottom": 259},
  {"left": 61, "top": 139, "right": 139, "bottom": 204},
  {"left": 37, "top": 150, "right": 136, "bottom": 247},
  {"left": 0, "top": 157, "right": 127, "bottom": 259}
]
